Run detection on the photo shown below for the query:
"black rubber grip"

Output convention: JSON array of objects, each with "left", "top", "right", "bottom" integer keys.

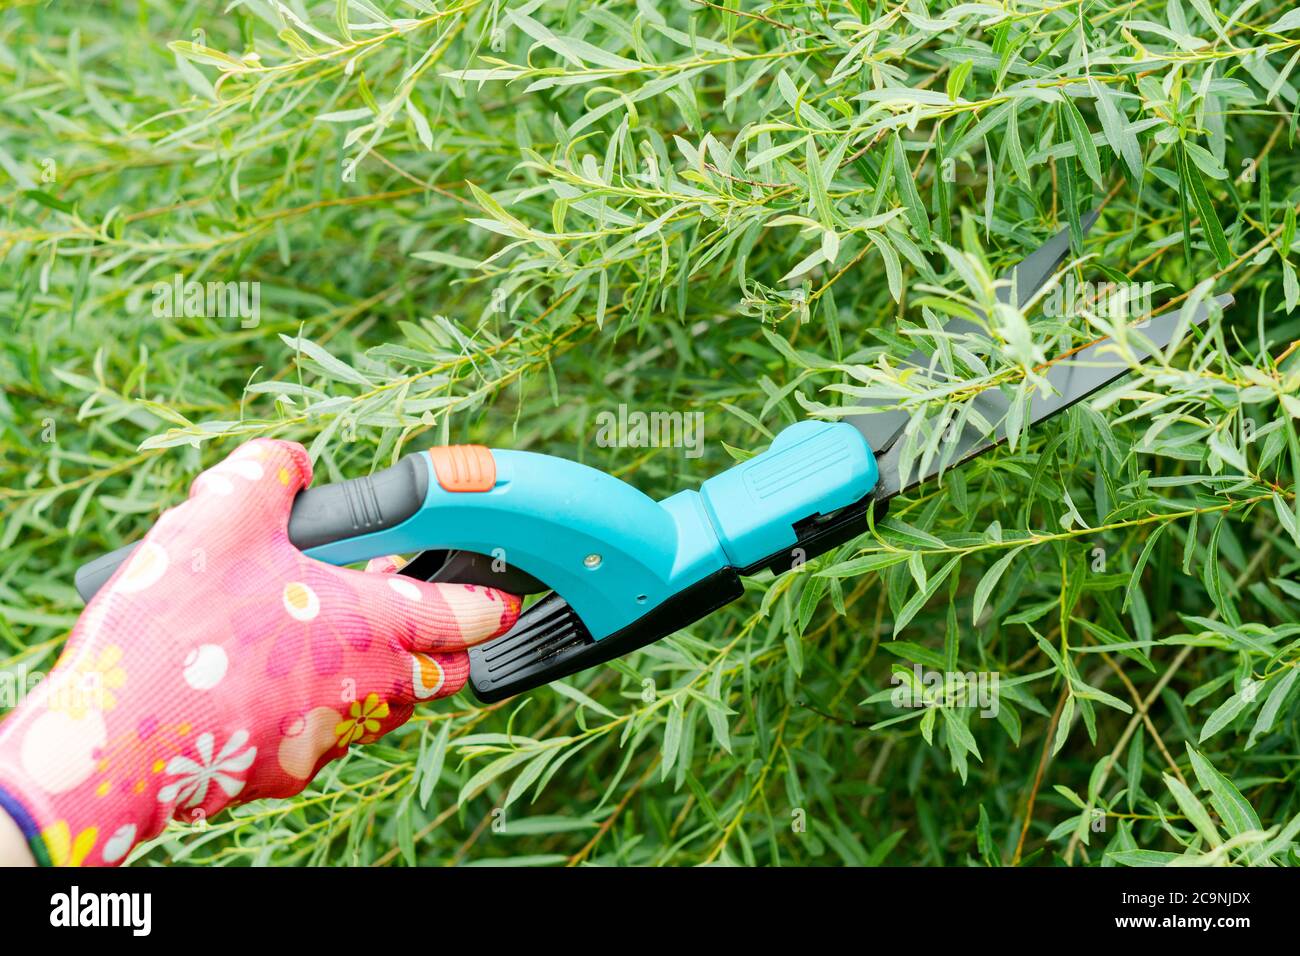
[
  {"left": 74, "top": 455, "right": 430, "bottom": 604},
  {"left": 75, "top": 542, "right": 141, "bottom": 604},
  {"left": 286, "top": 454, "right": 428, "bottom": 549}
]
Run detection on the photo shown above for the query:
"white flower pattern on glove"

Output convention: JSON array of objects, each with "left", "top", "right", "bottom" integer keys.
[{"left": 157, "top": 730, "right": 257, "bottom": 808}]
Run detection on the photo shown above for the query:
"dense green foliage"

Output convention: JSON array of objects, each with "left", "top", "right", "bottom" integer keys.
[{"left": 2, "top": 0, "right": 1300, "bottom": 866}]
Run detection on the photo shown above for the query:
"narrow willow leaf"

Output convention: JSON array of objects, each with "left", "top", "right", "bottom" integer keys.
[
  {"left": 1060, "top": 96, "right": 1102, "bottom": 185},
  {"left": 817, "top": 552, "right": 910, "bottom": 578},
  {"left": 865, "top": 230, "right": 902, "bottom": 301},
  {"left": 397, "top": 795, "right": 416, "bottom": 866},
  {"left": 1163, "top": 773, "right": 1222, "bottom": 846},
  {"left": 1175, "top": 144, "right": 1195, "bottom": 266},
  {"left": 280, "top": 334, "right": 375, "bottom": 386},
  {"left": 1180, "top": 142, "right": 1232, "bottom": 267},
  {"left": 705, "top": 663, "right": 732, "bottom": 753},
  {"left": 504, "top": 749, "right": 560, "bottom": 809},
  {"left": 1059, "top": 156, "right": 1084, "bottom": 254},
  {"left": 418, "top": 720, "right": 451, "bottom": 810},
  {"left": 1258, "top": 809, "right": 1300, "bottom": 862},
  {"left": 1108, "top": 848, "right": 1183, "bottom": 866},
  {"left": 1247, "top": 665, "right": 1300, "bottom": 748},
  {"left": 550, "top": 680, "right": 616, "bottom": 718},
  {"left": 1053, "top": 694, "right": 1075, "bottom": 755},
  {"left": 1126, "top": 730, "right": 1145, "bottom": 811},
  {"left": 1006, "top": 100, "right": 1030, "bottom": 182},
  {"left": 933, "top": 122, "right": 951, "bottom": 242},
  {"left": 1199, "top": 684, "right": 1256, "bottom": 742},
  {"left": 976, "top": 804, "right": 994, "bottom": 862},
  {"left": 1090, "top": 79, "right": 1141, "bottom": 180},
  {"left": 894, "top": 556, "right": 960, "bottom": 634},
  {"left": 168, "top": 40, "right": 250, "bottom": 72},
  {"left": 806, "top": 135, "right": 836, "bottom": 228},
  {"left": 1185, "top": 744, "right": 1260, "bottom": 838},
  {"left": 972, "top": 545, "right": 1025, "bottom": 623},
  {"left": 661, "top": 700, "right": 685, "bottom": 779},
  {"left": 881, "top": 640, "right": 948, "bottom": 669},
  {"left": 458, "top": 751, "right": 534, "bottom": 805},
  {"left": 942, "top": 707, "right": 982, "bottom": 761},
  {"left": 1203, "top": 517, "right": 1240, "bottom": 625},
  {"left": 946, "top": 59, "right": 973, "bottom": 101},
  {"left": 892, "top": 133, "right": 931, "bottom": 248},
  {"left": 1123, "top": 524, "right": 1166, "bottom": 613},
  {"left": 1267, "top": 8, "right": 1300, "bottom": 30}
]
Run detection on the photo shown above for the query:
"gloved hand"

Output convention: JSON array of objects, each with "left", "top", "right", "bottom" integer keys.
[{"left": 0, "top": 439, "right": 520, "bottom": 866}]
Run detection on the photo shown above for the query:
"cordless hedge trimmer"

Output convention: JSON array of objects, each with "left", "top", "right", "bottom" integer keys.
[{"left": 76, "top": 213, "right": 1230, "bottom": 703}]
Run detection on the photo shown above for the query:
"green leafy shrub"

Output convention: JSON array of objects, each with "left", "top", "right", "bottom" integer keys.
[{"left": 1, "top": 0, "right": 1299, "bottom": 866}]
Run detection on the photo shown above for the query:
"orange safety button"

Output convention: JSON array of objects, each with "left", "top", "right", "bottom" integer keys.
[{"left": 428, "top": 445, "right": 496, "bottom": 492}]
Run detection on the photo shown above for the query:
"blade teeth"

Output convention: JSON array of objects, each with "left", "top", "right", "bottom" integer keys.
[{"left": 845, "top": 211, "right": 1103, "bottom": 453}]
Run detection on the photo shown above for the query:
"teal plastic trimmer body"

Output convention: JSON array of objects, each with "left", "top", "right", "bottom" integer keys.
[
  {"left": 302, "top": 419, "right": 878, "bottom": 643},
  {"left": 77, "top": 420, "right": 881, "bottom": 701},
  {"left": 74, "top": 214, "right": 1231, "bottom": 702}
]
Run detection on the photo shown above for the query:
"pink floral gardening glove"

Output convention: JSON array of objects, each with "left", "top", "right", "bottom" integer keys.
[{"left": 0, "top": 439, "right": 520, "bottom": 866}]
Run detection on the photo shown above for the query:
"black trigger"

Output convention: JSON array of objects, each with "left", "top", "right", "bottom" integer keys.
[{"left": 399, "top": 549, "right": 548, "bottom": 595}]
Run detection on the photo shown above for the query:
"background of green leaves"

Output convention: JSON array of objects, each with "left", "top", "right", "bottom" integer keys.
[{"left": 2, "top": 0, "right": 1299, "bottom": 866}]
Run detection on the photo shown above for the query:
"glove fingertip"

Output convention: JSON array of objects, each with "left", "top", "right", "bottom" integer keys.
[
  {"left": 488, "top": 588, "right": 522, "bottom": 637},
  {"left": 445, "top": 584, "right": 521, "bottom": 645},
  {"left": 365, "top": 555, "right": 407, "bottom": 575},
  {"left": 257, "top": 439, "right": 314, "bottom": 492},
  {"left": 356, "top": 573, "right": 519, "bottom": 653},
  {"left": 410, "top": 651, "right": 470, "bottom": 701},
  {"left": 187, "top": 438, "right": 313, "bottom": 505}
]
